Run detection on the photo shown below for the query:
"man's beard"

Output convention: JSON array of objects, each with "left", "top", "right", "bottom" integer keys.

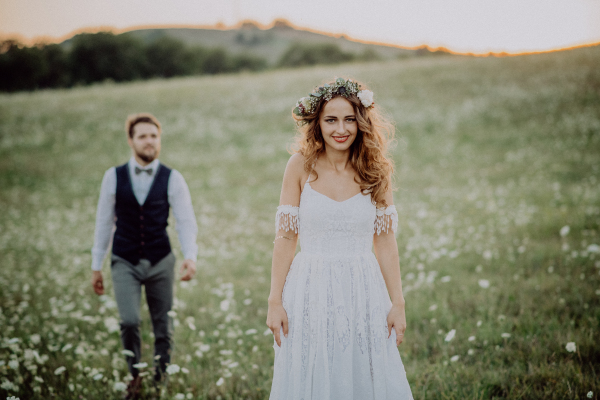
[{"left": 136, "top": 148, "right": 158, "bottom": 163}]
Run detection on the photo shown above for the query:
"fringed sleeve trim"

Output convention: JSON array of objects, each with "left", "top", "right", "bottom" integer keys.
[
  {"left": 374, "top": 205, "right": 398, "bottom": 235},
  {"left": 275, "top": 205, "right": 300, "bottom": 234}
]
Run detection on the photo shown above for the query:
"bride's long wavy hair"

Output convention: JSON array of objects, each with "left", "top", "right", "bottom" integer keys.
[{"left": 291, "top": 79, "right": 395, "bottom": 208}]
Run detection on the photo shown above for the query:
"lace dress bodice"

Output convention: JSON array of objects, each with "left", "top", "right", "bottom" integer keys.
[{"left": 276, "top": 181, "right": 398, "bottom": 256}]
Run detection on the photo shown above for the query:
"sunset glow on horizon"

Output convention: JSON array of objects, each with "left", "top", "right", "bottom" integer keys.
[{"left": 1, "top": 0, "right": 599, "bottom": 54}]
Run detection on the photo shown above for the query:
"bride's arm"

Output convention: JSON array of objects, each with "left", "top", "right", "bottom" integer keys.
[
  {"left": 373, "top": 189, "right": 406, "bottom": 346},
  {"left": 267, "top": 153, "right": 304, "bottom": 347}
]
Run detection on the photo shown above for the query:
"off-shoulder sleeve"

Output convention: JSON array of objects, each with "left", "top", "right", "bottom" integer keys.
[
  {"left": 374, "top": 205, "right": 398, "bottom": 235},
  {"left": 275, "top": 205, "right": 300, "bottom": 234}
]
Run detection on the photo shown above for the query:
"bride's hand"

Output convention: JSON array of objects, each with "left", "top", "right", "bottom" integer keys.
[
  {"left": 266, "top": 300, "right": 289, "bottom": 347},
  {"left": 387, "top": 303, "right": 407, "bottom": 346}
]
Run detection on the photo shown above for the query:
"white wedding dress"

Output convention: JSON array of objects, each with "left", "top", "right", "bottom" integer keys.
[{"left": 269, "top": 177, "right": 413, "bottom": 400}]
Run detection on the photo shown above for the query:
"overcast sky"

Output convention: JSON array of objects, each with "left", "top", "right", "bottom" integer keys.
[{"left": 1, "top": 0, "right": 600, "bottom": 53}]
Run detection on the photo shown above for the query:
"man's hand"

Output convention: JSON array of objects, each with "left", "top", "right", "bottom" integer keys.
[
  {"left": 179, "top": 259, "right": 196, "bottom": 281},
  {"left": 91, "top": 271, "right": 104, "bottom": 295}
]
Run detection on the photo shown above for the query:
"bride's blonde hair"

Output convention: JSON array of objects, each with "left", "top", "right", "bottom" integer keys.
[{"left": 291, "top": 79, "right": 395, "bottom": 208}]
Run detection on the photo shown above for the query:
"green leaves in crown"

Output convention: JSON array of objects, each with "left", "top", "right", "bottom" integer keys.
[{"left": 293, "top": 78, "right": 361, "bottom": 116}]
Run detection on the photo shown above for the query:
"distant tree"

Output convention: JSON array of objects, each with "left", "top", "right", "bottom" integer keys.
[
  {"left": 69, "top": 32, "right": 147, "bottom": 84},
  {"left": 38, "top": 44, "right": 71, "bottom": 88},
  {"left": 0, "top": 41, "right": 47, "bottom": 91},
  {"left": 145, "top": 36, "right": 203, "bottom": 77},
  {"left": 202, "top": 48, "right": 230, "bottom": 74},
  {"left": 230, "top": 53, "right": 268, "bottom": 72},
  {"left": 278, "top": 42, "right": 355, "bottom": 68}
]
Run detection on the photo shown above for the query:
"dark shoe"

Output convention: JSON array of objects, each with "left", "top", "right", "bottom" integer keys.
[{"left": 124, "top": 375, "right": 143, "bottom": 400}]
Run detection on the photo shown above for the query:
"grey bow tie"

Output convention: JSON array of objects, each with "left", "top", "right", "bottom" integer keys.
[{"left": 135, "top": 167, "right": 153, "bottom": 175}]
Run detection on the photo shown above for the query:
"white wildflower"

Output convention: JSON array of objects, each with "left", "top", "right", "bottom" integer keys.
[
  {"left": 167, "top": 310, "right": 177, "bottom": 318},
  {"left": 587, "top": 391, "right": 593, "bottom": 398},
  {"left": 445, "top": 329, "right": 456, "bottom": 342},
  {"left": 216, "top": 377, "right": 225, "bottom": 386},
  {"left": 243, "top": 298, "right": 252, "bottom": 305},
  {"left": 450, "top": 355, "right": 460, "bottom": 362},
  {"left": 113, "top": 381, "right": 127, "bottom": 392},
  {"left": 132, "top": 362, "right": 148, "bottom": 369},
  {"left": 199, "top": 344, "right": 210, "bottom": 352},
  {"left": 468, "top": 336, "right": 476, "bottom": 341},
  {"left": 175, "top": 394, "right": 185, "bottom": 400},
  {"left": 104, "top": 317, "right": 120, "bottom": 333},
  {"left": 429, "top": 304, "right": 438, "bottom": 311},
  {"left": 501, "top": 333, "right": 511, "bottom": 338},
  {"left": 8, "top": 360, "right": 19, "bottom": 369},
  {"left": 478, "top": 279, "right": 490, "bottom": 288},
  {"left": 566, "top": 342, "right": 576, "bottom": 352},
  {"left": 245, "top": 329, "right": 257, "bottom": 335},
  {"left": 54, "top": 366, "right": 66, "bottom": 375},
  {"left": 166, "top": 364, "right": 180, "bottom": 375},
  {"left": 587, "top": 244, "right": 599, "bottom": 253},
  {"left": 121, "top": 349, "right": 135, "bottom": 357},
  {"left": 30, "top": 334, "right": 41, "bottom": 344},
  {"left": 440, "top": 276, "right": 451, "bottom": 283},
  {"left": 93, "top": 373, "right": 103, "bottom": 380},
  {"left": 220, "top": 299, "right": 230, "bottom": 311},
  {"left": 560, "top": 225, "right": 570, "bottom": 237},
  {"left": 468, "top": 349, "right": 475, "bottom": 355}
]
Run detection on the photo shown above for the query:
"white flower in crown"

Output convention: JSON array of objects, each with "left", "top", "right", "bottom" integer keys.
[
  {"left": 298, "top": 97, "right": 313, "bottom": 114},
  {"left": 357, "top": 90, "right": 374, "bottom": 108}
]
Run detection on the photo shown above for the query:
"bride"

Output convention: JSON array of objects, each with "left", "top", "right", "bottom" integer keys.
[{"left": 267, "top": 78, "right": 413, "bottom": 399}]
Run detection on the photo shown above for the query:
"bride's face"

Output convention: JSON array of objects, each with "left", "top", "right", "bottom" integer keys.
[{"left": 319, "top": 97, "right": 358, "bottom": 153}]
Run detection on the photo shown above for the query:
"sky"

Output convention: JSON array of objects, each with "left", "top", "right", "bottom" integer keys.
[{"left": 1, "top": 0, "right": 600, "bottom": 54}]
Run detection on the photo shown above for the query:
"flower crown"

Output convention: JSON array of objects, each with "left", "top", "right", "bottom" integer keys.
[{"left": 293, "top": 78, "right": 375, "bottom": 117}]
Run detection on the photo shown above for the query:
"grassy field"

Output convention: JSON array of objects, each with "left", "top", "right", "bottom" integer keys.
[{"left": 0, "top": 45, "right": 599, "bottom": 399}]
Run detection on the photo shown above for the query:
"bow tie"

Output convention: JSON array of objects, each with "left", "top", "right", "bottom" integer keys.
[{"left": 135, "top": 167, "right": 153, "bottom": 175}]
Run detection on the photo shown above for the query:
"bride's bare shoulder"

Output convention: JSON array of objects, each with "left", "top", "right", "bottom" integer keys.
[{"left": 284, "top": 153, "right": 308, "bottom": 181}]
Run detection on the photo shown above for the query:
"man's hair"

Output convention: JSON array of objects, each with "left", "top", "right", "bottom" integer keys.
[{"left": 125, "top": 113, "right": 162, "bottom": 138}]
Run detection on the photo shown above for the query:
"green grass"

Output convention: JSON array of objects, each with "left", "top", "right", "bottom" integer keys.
[{"left": 0, "top": 45, "right": 599, "bottom": 399}]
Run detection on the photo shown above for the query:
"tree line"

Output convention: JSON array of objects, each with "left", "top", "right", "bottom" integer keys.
[
  {"left": 1, "top": 31, "right": 386, "bottom": 93},
  {"left": 0, "top": 32, "right": 268, "bottom": 92}
]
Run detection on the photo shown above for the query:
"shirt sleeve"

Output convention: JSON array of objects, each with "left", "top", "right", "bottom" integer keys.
[
  {"left": 91, "top": 168, "right": 116, "bottom": 271},
  {"left": 168, "top": 170, "right": 198, "bottom": 262}
]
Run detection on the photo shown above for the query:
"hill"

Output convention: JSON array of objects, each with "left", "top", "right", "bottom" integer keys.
[{"left": 64, "top": 20, "right": 425, "bottom": 66}]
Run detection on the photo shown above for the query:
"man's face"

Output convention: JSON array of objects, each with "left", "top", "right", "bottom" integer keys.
[{"left": 128, "top": 122, "right": 161, "bottom": 163}]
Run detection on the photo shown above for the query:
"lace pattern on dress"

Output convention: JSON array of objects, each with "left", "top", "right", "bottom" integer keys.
[
  {"left": 374, "top": 205, "right": 398, "bottom": 235},
  {"left": 276, "top": 205, "right": 300, "bottom": 233}
]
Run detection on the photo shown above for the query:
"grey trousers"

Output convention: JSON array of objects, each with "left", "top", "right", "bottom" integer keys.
[{"left": 110, "top": 252, "right": 175, "bottom": 379}]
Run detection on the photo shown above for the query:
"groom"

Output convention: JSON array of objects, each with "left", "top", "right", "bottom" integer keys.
[{"left": 90, "top": 113, "right": 197, "bottom": 397}]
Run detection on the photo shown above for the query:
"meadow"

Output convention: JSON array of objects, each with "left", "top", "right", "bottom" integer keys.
[{"left": 0, "top": 45, "right": 599, "bottom": 399}]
